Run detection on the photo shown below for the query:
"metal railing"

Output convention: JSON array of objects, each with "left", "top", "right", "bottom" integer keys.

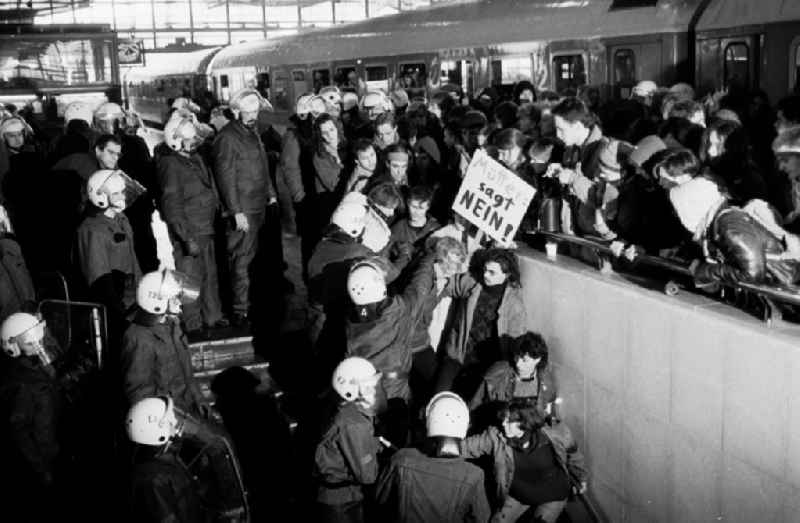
[{"left": 531, "top": 231, "right": 800, "bottom": 327}]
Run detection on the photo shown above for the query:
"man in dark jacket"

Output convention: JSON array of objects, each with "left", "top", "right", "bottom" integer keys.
[
  {"left": 0, "top": 206, "right": 35, "bottom": 323},
  {"left": 76, "top": 169, "right": 144, "bottom": 342},
  {"left": 0, "top": 312, "right": 63, "bottom": 523},
  {"left": 119, "top": 269, "right": 206, "bottom": 416},
  {"left": 375, "top": 392, "right": 490, "bottom": 523},
  {"left": 212, "top": 88, "right": 279, "bottom": 326},
  {"left": 126, "top": 396, "right": 211, "bottom": 523},
  {"left": 158, "top": 113, "right": 226, "bottom": 333}
]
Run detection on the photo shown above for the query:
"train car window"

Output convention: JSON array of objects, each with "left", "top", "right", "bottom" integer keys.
[
  {"left": 220, "top": 75, "right": 229, "bottom": 88},
  {"left": 365, "top": 66, "right": 389, "bottom": 92},
  {"left": 611, "top": 0, "right": 657, "bottom": 8},
  {"left": 723, "top": 42, "right": 750, "bottom": 90},
  {"left": 293, "top": 71, "right": 305, "bottom": 82},
  {"left": 256, "top": 72, "right": 271, "bottom": 99},
  {"left": 312, "top": 69, "right": 331, "bottom": 93},
  {"left": 399, "top": 63, "right": 427, "bottom": 89},
  {"left": 552, "top": 54, "right": 586, "bottom": 95},
  {"left": 614, "top": 49, "right": 636, "bottom": 98},
  {"left": 335, "top": 66, "right": 358, "bottom": 89}
]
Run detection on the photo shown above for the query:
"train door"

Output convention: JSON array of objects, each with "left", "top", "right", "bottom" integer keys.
[
  {"left": 311, "top": 67, "right": 331, "bottom": 93},
  {"left": 270, "top": 68, "right": 292, "bottom": 112},
  {"left": 291, "top": 69, "right": 309, "bottom": 100},
  {"left": 364, "top": 63, "right": 390, "bottom": 93},
  {"left": 551, "top": 51, "right": 587, "bottom": 95},
  {"left": 440, "top": 59, "right": 474, "bottom": 97},
  {"left": 398, "top": 61, "right": 427, "bottom": 99},
  {"left": 255, "top": 72, "right": 270, "bottom": 101},
  {"left": 489, "top": 56, "right": 533, "bottom": 100},
  {"left": 609, "top": 42, "right": 661, "bottom": 99},
  {"left": 721, "top": 36, "right": 758, "bottom": 92}
]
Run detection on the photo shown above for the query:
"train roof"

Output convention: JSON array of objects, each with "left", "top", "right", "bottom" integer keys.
[
  {"left": 211, "top": 0, "right": 701, "bottom": 70},
  {"left": 125, "top": 47, "right": 221, "bottom": 82},
  {"left": 696, "top": 0, "right": 800, "bottom": 31}
]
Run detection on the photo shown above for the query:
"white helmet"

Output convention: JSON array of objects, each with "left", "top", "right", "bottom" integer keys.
[
  {"left": 309, "top": 96, "right": 327, "bottom": 119},
  {"left": 1, "top": 312, "right": 44, "bottom": 358},
  {"left": 229, "top": 87, "right": 272, "bottom": 114},
  {"left": 295, "top": 93, "right": 314, "bottom": 120},
  {"left": 320, "top": 86, "right": 342, "bottom": 116},
  {"left": 163, "top": 110, "right": 199, "bottom": 151},
  {"left": 126, "top": 396, "right": 180, "bottom": 446},
  {"left": 332, "top": 357, "right": 380, "bottom": 402},
  {"left": 86, "top": 169, "right": 145, "bottom": 211},
  {"left": 94, "top": 102, "right": 124, "bottom": 122},
  {"left": 347, "top": 261, "right": 387, "bottom": 306},
  {"left": 136, "top": 269, "right": 200, "bottom": 315},
  {"left": 426, "top": 392, "right": 469, "bottom": 439},
  {"left": 64, "top": 101, "right": 94, "bottom": 125},
  {"left": 361, "top": 91, "right": 392, "bottom": 118},
  {"left": 342, "top": 91, "right": 359, "bottom": 112},
  {"left": 331, "top": 193, "right": 368, "bottom": 237}
]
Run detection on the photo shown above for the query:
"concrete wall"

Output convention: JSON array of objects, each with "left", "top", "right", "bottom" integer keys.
[{"left": 517, "top": 247, "right": 800, "bottom": 523}]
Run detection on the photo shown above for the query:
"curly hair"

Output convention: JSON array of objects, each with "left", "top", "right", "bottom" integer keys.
[
  {"left": 496, "top": 400, "right": 545, "bottom": 433},
  {"left": 482, "top": 248, "right": 521, "bottom": 288},
  {"left": 510, "top": 332, "right": 549, "bottom": 368}
]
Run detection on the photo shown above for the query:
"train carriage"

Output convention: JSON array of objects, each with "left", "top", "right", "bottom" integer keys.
[{"left": 209, "top": 0, "right": 701, "bottom": 119}]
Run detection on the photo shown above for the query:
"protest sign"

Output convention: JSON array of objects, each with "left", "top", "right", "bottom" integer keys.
[{"left": 452, "top": 149, "right": 536, "bottom": 243}]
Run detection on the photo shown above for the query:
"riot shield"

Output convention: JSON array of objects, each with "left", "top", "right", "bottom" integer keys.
[{"left": 38, "top": 299, "right": 107, "bottom": 369}]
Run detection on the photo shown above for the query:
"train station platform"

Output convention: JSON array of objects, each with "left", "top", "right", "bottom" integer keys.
[{"left": 518, "top": 247, "right": 800, "bottom": 522}]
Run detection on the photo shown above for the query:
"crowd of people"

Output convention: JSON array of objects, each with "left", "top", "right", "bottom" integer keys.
[{"left": 0, "top": 73, "right": 799, "bottom": 522}]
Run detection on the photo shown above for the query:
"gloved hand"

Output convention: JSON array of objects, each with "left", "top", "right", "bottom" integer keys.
[
  {"left": 234, "top": 213, "right": 249, "bottom": 232},
  {"left": 184, "top": 238, "right": 201, "bottom": 257}
]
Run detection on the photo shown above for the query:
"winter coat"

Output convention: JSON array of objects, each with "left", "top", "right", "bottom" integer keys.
[
  {"left": 375, "top": 447, "right": 490, "bottom": 523},
  {"left": 129, "top": 450, "right": 211, "bottom": 523},
  {"left": 75, "top": 210, "right": 141, "bottom": 287},
  {"left": 694, "top": 206, "right": 798, "bottom": 286},
  {"left": 389, "top": 216, "right": 441, "bottom": 273},
  {"left": 0, "top": 236, "right": 35, "bottom": 323},
  {"left": 280, "top": 120, "right": 314, "bottom": 203},
  {"left": 212, "top": 119, "right": 275, "bottom": 215},
  {"left": 443, "top": 274, "right": 527, "bottom": 365},
  {"left": 0, "top": 355, "right": 61, "bottom": 521},
  {"left": 462, "top": 423, "right": 588, "bottom": 510},
  {"left": 468, "top": 361, "right": 557, "bottom": 415},
  {"left": 346, "top": 257, "right": 435, "bottom": 400},
  {"left": 314, "top": 402, "right": 380, "bottom": 505},
  {"left": 119, "top": 311, "right": 205, "bottom": 416},
  {"left": 156, "top": 148, "right": 219, "bottom": 243},
  {"left": 312, "top": 149, "right": 344, "bottom": 194}
]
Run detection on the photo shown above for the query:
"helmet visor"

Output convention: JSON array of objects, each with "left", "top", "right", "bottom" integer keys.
[
  {"left": 162, "top": 269, "right": 201, "bottom": 304},
  {"left": 100, "top": 170, "right": 146, "bottom": 210}
]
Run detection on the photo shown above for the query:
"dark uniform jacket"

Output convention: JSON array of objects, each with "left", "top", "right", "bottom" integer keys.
[
  {"left": 375, "top": 447, "right": 490, "bottom": 523},
  {"left": 0, "top": 356, "right": 61, "bottom": 521},
  {"left": 346, "top": 258, "right": 434, "bottom": 400},
  {"left": 314, "top": 402, "right": 380, "bottom": 505},
  {"left": 462, "top": 423, "right": 588, "bottom": 510},
  {"left": 0, "top": 235, "right": 35, "bottom": 323},
  {"left": 212, "top": 119, "right": 275, "bottom": 216},
  {"left": 157, "top": 148, "right": 219, "bottom": 243},
  {"left": 130, "top": 449, "right": 210, "bottom": 523},
  {"left": 119, "top": 311, "right": 205, "bottom": 416}
]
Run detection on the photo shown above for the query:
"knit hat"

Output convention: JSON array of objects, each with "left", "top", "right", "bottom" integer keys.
[
  {"left": 713, "top": 109, "right": 741, "bottom": 125},
  {"left": 414, "top": 136, "right": 441, "bottom": 164},
  {"left": 629, "top": 135, "right": 667, "bottom": 167},
  {"left": 669, "top": 83, "right": 695, "bottom": 101},
  {"left": 0, "top": 117, "right": 26, "bottom": 135}
]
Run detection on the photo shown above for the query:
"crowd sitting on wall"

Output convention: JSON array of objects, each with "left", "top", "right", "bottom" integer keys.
[{"left": 0, "top": 74, "right": 799, "bottom": 522}]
